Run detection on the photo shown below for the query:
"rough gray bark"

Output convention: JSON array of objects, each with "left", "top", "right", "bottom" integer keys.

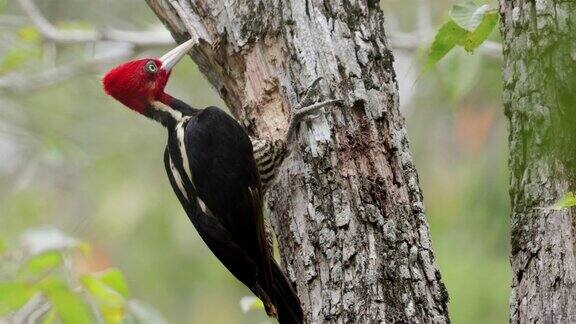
[
  {"left": 145, "top": 1, "right": 448, "bottom": 322},
  {"left": 499, "top": 1, "right": 576, "bottom": 323}
]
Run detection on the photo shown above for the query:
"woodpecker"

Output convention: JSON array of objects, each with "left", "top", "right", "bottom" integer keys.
[{"left": 102, "top": 39, "right": 339, "bottom": 323}]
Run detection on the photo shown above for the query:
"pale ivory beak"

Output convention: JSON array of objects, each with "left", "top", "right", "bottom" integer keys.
[{"left": 159, "top": 39, "right": 195, "bottom": 71}]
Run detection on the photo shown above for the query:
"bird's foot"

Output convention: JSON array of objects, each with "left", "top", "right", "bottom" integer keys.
[{"left": 285, "top": 77, "right": 343, "bottom": 143}]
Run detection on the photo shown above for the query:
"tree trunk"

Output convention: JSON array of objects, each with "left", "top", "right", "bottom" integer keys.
[
  {"left": 499, "top": 1, "right": 576, "bottom": 323},
  {"left": 145, "top": 1, "right": 449, "bottom": 322}
]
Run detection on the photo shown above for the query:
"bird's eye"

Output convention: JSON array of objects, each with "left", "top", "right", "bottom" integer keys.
[{"left": 145, "top": 61, "right": 158, "bottom": 74}]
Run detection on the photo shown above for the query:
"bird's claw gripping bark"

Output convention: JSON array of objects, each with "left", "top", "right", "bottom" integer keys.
[
  {"left": 285, "top": 77, "right": 343, "bottom": 144},
  {"left": 298, "top": 77, "right": 324, "bottom": 107}
]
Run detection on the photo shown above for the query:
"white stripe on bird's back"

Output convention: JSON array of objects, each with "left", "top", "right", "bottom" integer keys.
[
  {"left": 176, "top": 117, "right": 195, "bottom": 190},
  {"left": 197, "top": 197, "right": 210, "bottom": 214},
  {"left": 169, "top": 156, "right": 189, "bottom": 201}
]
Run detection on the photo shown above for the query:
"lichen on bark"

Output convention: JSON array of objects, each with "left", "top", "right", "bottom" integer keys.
[{"left": 499, "top": 0, "right": 576, "bottom": 322}]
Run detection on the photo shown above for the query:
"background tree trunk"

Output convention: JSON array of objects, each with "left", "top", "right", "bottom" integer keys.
[
  {"left": 145, "top": 1, "right": 448, "bottom": 322},
  {"left": 499, "top": 1, "right": 576, "bottom": 323}
]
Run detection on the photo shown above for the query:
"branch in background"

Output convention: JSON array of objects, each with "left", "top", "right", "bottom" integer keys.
[
  {"left": 0, "top": 14, "right": 28, "bottom": 28},
  {"left": 2, "top": 0, "right": 502, "bottom": 94},
  {"left": 17, "top": 0, "right": 174, "bottom": 48},
  {"left": 0, "top": 53, "right": 133, "bottom": 93},
  {"left": 416, "top": 0, "right": 433, "bottom": 39},
  {"left": 477, "top": 40, "right": 502, "bottom": 59},
  {"left": 0, "top": 0, "right": 174, "bottom": 93},
  {"left": 390, "top": 31, "right": 502, "bottom": 59},
  {"left": 18, "top": 0, "right": 501, "bottom": 58}
]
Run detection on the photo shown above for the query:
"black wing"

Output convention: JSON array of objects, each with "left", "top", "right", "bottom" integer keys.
[
  {"left": 163, "top": 148, "right": 260, "bottom": 287},
  {"left": 173, "top": 107, "right": 274, "bottom": 308},
  {"left": 164, "top": 106, "right": 303, "bottom": 323}
]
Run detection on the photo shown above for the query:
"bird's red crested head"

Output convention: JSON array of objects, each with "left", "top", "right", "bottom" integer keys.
[
  {"left": 103, "top": 58, "right": 171, "bottom": 114},
  {"left": 102, "top": 39, "right": 195, "bottom": 115}
]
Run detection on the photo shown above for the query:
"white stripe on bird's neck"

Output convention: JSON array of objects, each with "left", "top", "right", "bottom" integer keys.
[{"left": 151, "top": 101, "right": 183, "bottom": 122}]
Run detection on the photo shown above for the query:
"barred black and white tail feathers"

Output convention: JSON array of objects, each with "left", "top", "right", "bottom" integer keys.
[{"left": 251, "top": 138, "right": 287, "bottom": 192}]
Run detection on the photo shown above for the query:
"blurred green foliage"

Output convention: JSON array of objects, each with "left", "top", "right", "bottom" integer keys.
[
  {"left": 0, "top": 227, "right": 167, "bottom": 323},
  {"left": 0, "top": 0, "right": 509, "bottom": 323},
  {"left": 424, "top": 1, "right": 498, "bottom": 72},
  {"left": 0, "top": 26, "right": 41, "bottom": 74}
]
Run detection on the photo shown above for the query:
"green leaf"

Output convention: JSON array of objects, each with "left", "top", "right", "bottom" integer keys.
[
  {"left": 438, "top": 48, "right": 482, "bottom": 101},
  {"left": 0, "top": 26, "right": 43, "bottom": 74},
  {"left": 46, "top": 289, "right": 92, "bottom": 324},
  {"left": 81, "top": 275, "right": 125, "bottom": 308},
  {"left": 77, "top": 241, "right": 91, "bottom": 258},
  {"left": 552, "top": 192, "right": 576, "bottom": 210},
  {"left": 423, "top": 3, "right": 499, "bottom": 73},
  {"left": 100, "top": 308, "right": 124, "bottom": 324},
  {"left": 82, "top": 269, "right": 132, "bottom": 323},
  {"left": 38, "top": 277, "right": 68, "bottom": 293},
  {"left": 0, "top": 282, "right": 35, "bottom": 315},
  {"left": 423, "top": 20, "right": 468, "bottom": 72},
  {"left": 81, "top": 274, "right": 126, "bottom": 324},
  {"left": 239, "top": 296, "right": 265, "bottom": 313},
  {"left": 464, "top": 12, "right": 499, "bottom": 53},
  {"left": 20, "top": 252, "right": 63, "bottom": 278},
  {"left": 36, "top": 271, "right": 92, "bottom": 323},
  {"left": 97, "top": 268, "right": 129, "bottom": 298},
  {"left": 450, "top": 1, "right": 491, "bottom": 31},
  {"left": 18, "top": 26, "right": 41, "bottom": 43},
  {"left": 0, "top": 45, "right": 41, "bottom": 74}
]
